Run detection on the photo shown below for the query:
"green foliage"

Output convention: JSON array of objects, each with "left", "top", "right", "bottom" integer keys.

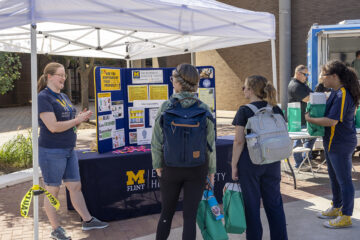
[
  {"left": 0, "top": 52, "right": 22, "bottom": 95},
  {"left": 0, "top": 131, "right": 32, "bottom": 169}
]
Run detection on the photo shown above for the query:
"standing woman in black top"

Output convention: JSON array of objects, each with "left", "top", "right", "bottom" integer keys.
[{"left": 231, "top": 75, "right": 288, "bottom": 240}]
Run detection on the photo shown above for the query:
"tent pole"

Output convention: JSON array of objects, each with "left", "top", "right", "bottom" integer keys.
[
  {"left": 271, "top": 39, "right": 278, "bottom": 101},
  {"left": 279, "top": 0, "right": 291, "bottom": 110},
  {"left": 31, "top": 23, "right": 39, "bottom": 240},
  {"left": 191, "top": 52, "right": 196, "bottom": 66}
]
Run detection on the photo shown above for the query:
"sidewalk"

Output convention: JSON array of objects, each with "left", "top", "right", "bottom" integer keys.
[
  {"left": 1, "top": 168, "right": 359, "bottom": 240},
  {"left": 1, "top": 105, "right": 360, "bottom": 239},
  {"left": 135, "top": 191, "right": 360, "bottom": 240}
]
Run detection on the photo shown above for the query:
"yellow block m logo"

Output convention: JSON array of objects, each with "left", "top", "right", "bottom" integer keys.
[
  {"left": 133, "top": 71, "right": 140, "bottom": 78},
  {"left": 126, "top": 170, "right": 145, "bottom": 185}
]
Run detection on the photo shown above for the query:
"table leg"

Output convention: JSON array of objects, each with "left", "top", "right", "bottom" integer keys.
[{"left": 285, "top": 158, "right": 296, "bottom": 189}]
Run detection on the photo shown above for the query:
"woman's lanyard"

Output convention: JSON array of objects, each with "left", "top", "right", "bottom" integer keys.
[{"left": 46, "top": 87, "right": 77, "bottom": 133}]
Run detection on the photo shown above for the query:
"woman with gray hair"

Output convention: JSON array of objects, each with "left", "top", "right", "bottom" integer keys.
[{"left": 151, "top": 63, "right": 216, "bottom": 240}]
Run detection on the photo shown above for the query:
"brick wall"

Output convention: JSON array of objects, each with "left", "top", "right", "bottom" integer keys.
[
  {"left": 291, "top": 0, "right": 360, "bottom": 71},
  {"left": 197, "top": 0, "right": 279, "bottom": 111},
  {"left": 197, "top": 0, "right": 360, "bottom": 110}
]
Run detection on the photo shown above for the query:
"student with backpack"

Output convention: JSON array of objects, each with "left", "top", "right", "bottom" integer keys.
[
  {"left": 151, "top": 63, "right": 216, "bottom": 240},
  {"left": 231, "top": 75, "right": 288, "bottom": 240}
]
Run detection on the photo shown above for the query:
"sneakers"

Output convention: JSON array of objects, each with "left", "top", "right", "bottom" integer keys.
[
  {"left": 323, "top": 215, "right": 352, "bottom": 229},
  {"left": 82, "top": 217, "right": 109, "bottom": 231},
  {"left": 317, "top": 205, "right": 342, "bottom": 219},
  {"left": 51, "top": 226, "right": 71, "bottom": 240}
]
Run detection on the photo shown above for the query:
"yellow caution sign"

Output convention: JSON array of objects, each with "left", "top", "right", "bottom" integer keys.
[{"left": 20, "top": 185, "right": 60, "bottom": 218}]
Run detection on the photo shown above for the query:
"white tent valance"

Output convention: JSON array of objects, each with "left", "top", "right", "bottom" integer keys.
[{"left": 0, "top": 0, "right": 275, "bottom": 60}]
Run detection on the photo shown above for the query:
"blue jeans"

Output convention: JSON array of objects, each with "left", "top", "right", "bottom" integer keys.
[
  {"left": 293, "top": 138, "right": 316, "bottom": 168},
  {"left": 39, "top": 147, "right": 80, "bottom": 186},
  {"left": 324, "top": 144, "right": 355, "bottom": 216}
]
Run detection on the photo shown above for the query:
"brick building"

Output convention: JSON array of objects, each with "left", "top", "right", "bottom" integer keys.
[{"left": 1, "top": 0, "right": 359, "bottom": 109}]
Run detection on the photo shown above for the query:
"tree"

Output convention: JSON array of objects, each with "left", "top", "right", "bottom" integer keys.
[
  {"left": 0, "top": 52, "right": 22, "bottom": 95},
  {"left": 77, "top": 57, "right": 94, "bottom": 110}
]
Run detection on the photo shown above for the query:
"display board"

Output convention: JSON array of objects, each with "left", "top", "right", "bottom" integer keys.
[{"left": 94, "top": 66, "right": 216, "bottom": 153}]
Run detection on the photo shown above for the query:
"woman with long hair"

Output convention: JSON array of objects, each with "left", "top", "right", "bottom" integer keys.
[
  {"left": 306, "top": 60, "right": 360, "bottom": 228},
  {"left": 231, "top": 75, "right": 288, "bottom": 240},
  {"left": 38, "top": 62, "right": 108, "bottom": 240}
]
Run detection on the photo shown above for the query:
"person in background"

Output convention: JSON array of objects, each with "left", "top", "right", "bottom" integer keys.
[
  {"left": 305, "top": 60, "right": 360, "bottom": 228},
  {"left": 38, "top": 62, "right": 108, "bottom": 240},
  {"left": 232, "top": 75, "right": 288, "bottom": 240},
  {"left": 351, "top": 50, "right": 360, "bottom": 79},
  {"left": 151, "top": 63, "right": 216, "bottom": 240},
  {"left": 315, "top": 74, "right": 330, "bottom": 93},
  {"left": 288, "top": 65, "right": 316, "bottom": 170}
]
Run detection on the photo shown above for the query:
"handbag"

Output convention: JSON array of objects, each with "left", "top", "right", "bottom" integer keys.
[
  {"left": 196, "top": 179, "right": 228, "bottom": 240},
  {"left": 223, "top": 182, "right": 247, "bottom": 234}
]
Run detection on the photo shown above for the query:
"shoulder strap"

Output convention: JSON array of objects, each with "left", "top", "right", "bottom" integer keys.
[{"left": 245, "top": 104, "right": 259, "bottom": 114}]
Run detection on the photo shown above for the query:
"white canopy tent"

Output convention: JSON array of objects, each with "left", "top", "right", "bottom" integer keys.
[{"left": 0, "top": 0, "right": 276, "bottom": 239}]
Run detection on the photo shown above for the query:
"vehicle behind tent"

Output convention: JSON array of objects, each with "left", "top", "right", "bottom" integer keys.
[{"left": 307, "top": 19, "right": 360, "bottom": 90}]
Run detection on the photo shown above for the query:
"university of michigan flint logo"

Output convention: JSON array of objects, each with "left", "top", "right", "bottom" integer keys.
[
  {"left": 133, "top": 71, "right": 140, "bottom": 78},
  {"left": 126, "top": 170, "right": 145, "bottom": 192}
]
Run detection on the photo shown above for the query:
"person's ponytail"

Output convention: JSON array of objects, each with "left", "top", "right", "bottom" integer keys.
[
  {"left": 343, "top": 67, "right": 360, "bottom": 106},
  {"left": 264, "top": 82, "right": 277, "bottom": 106},
  {"left": 37, "top": 74, "right": 47, "bottom": 93}
]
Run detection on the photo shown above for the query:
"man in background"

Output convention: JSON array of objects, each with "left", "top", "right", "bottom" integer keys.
[{"left": 288, "top": 65, "right": 316, "bottom": 170}]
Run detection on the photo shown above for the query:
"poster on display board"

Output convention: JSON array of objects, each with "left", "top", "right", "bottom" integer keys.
[{"left": 93, "top": 66, "right": 216, "bottom": 153}]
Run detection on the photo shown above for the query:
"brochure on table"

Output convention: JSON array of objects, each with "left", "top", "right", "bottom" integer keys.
[{"left": 94, "top": 66, "right": 216, "bottom": 153}]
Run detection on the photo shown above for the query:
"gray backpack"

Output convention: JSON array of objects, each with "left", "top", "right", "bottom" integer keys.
[{"left": 245, "top": 104, "right": 292, "bottom": 165}]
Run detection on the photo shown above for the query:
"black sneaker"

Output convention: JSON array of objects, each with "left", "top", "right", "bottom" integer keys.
[
  {"left": 51, "top": 226, "right": 71, "bottom": 240},
  {"left": 82, "top": 217, "right": 109, "bottom": 231}
]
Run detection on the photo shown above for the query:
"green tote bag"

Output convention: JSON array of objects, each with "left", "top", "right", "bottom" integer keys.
[
  {"left": 223, "top": 183, "right": 247, "bottom": 234},
  {"left": 196, "top": 192, "right": 228, "bottom": 240},
  {"left": 306, "top": 103, "right": 326, "bottom": 136}
]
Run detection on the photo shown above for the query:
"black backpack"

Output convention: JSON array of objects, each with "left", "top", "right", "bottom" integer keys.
[{"left": 160, "top": 97, "right": 213, "bottom": 167}]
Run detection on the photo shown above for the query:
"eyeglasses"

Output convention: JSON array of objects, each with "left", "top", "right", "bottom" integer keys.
[
  {"left": 53, "top": 73, "right": 68, "bottom": 79},
  {"left": 300, "top": 72, "right": 309, "bottom": 77}
]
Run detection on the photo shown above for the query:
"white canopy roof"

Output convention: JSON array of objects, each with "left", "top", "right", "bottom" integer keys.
[{"left": 0, "top": 0, "right": 275, "bottom": 60}]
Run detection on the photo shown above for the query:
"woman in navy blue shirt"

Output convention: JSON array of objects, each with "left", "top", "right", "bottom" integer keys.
[
  {"left": 232, "top": 75, "right": 288, "bottom": 240},
  {"left": 38, "top": 62, "right": 108, "bottom": 240},
  {"left": 306, "top": 60, "right": 360, "bottom": 229}
]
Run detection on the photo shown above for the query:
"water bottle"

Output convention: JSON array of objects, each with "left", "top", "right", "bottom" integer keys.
[{"left": 204, "top": 190, "right": 224, "bottom": 221}]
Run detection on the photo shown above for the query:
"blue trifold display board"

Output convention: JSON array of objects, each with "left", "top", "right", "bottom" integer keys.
[{"left": 94, "top": 66, "right": 216, "bottom": 153}]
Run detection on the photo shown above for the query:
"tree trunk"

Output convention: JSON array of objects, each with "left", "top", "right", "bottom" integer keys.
[
  {"left": 78, "top": 57, "right": 95, "bottom": 110},
  {"left": 65, "top": 58, "right": 72, "bottom": 100}
]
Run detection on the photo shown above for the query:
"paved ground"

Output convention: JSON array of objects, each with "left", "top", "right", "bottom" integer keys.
[{"left": 1, "top": 105, "right": 360, "bottom": 239}]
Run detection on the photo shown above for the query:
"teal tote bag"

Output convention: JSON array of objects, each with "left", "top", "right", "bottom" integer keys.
[{"left": 223, "top": 182, "right": 247, "bottom": 234}]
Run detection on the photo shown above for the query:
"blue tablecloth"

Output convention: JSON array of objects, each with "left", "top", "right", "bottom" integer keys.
[{"left": 67, "top": 138, "right": 233, "bottom": 221}]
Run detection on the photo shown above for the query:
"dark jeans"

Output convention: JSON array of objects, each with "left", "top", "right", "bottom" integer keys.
[
  {"left": 238, "top": 148, "right": 288, "bottom": 240},
  {"left": 324, "top": 143, "right": 355, "bottom": 216},
  {"left": 156, "top": 163, "right": 208, "bottom": 240}
]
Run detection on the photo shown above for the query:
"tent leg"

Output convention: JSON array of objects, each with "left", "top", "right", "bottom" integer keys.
[
  {"left": 31, "top": 23, "right": 39, "bottom": 240},
  {"left": 191, "top": 52, "right": 196, "bottom": 66},
  {"left": 271, "top": 39, "right": 278, "bottom": 101}
]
